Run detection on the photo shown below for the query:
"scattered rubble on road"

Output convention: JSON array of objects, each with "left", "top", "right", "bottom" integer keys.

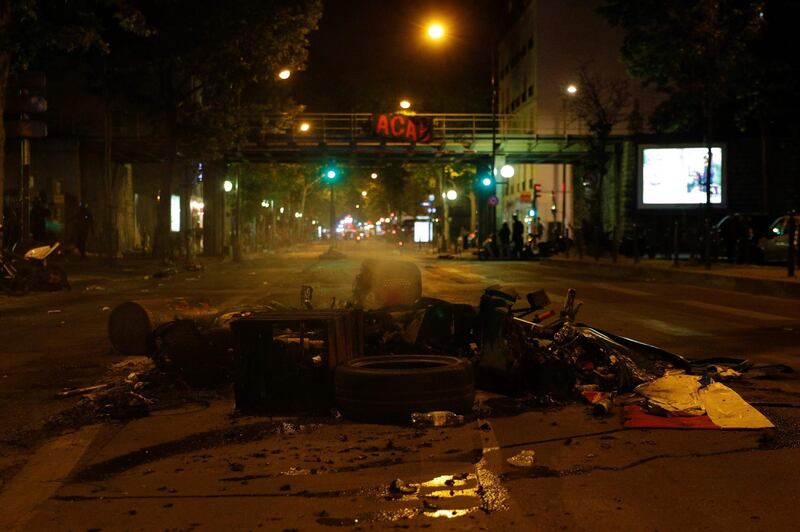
[
  {"left": 91, "top": 258, "right": 789, "bottom": 430},
  {"left": 506, "top": 449, "right": 536, "bottom": 467}
]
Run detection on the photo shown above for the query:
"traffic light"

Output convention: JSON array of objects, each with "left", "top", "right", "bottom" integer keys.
[
  {"left": 480, "top": 175, "right": 494, "bottom": 188},
  {"left": 533, "top": 183, "right": 542, "bottom": 201},
  {"left": 324, "top": 166, "right": 339, "bottom": 180}
]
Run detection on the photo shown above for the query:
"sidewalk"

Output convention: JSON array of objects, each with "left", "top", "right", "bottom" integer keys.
[{"left": 543, "top": 254, "right": 800, "bottom": 299}]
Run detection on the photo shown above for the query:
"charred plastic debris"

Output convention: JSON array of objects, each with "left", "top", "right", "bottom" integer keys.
[{"left": 87, "top": 259, "right": 789, "bottom": 428}]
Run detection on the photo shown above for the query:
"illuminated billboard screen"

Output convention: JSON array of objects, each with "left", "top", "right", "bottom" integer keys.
[{"left": 639, "top": 145, "right": 724, "bottom": 209}]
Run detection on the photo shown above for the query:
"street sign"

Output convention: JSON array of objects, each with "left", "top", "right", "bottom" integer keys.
[
  {"left": 488, "top": 195, "right": 499, "bottom": 207},
  {"left": 5, "top": 94, "right": 47, "bottom": 114},
  {"left": 5, "top": 120, "right": 48, "bottom": 138},
  {"left": 373, "top": 113, "right": 433, "bottom": 144},
  {"left": 520, "top": 191, "right": 532, "bottom": 202}
]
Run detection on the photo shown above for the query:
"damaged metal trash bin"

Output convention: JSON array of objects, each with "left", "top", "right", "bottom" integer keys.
[
  {"left": 108, "top": 298, "right": 219, "bottom": 355},
  {"left": 230, "top": 309, "right": 364, "bottom": 415}
]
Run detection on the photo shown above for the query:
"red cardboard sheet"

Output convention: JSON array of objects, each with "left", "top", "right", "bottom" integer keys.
[{"left": 623, "top": 405, "right": 720, "bottom": 430}]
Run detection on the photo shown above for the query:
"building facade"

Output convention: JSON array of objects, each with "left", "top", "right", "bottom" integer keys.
[{"left": 495, "top": 0, "right": 658, "bottom": 242}]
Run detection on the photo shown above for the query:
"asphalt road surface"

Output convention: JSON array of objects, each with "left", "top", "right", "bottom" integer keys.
[{"left": 1, "top": 240, "right": 799, "bottom": 530}]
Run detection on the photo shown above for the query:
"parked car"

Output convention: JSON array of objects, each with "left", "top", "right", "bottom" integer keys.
[
  {"left": 758, "top": 214, "right": 800, "bottom": 263},
  {"left": 712, "top": 213, "right": 772, "bottom": 263}
]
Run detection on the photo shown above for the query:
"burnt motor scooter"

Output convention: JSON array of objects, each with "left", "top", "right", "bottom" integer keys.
[{"left": 1, "top": 242, "right": 70, "bottom": 293}]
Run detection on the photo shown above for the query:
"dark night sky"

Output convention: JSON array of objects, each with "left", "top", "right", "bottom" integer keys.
[{"left": 294, "top": 0, "right": 501, "bottom": 113}]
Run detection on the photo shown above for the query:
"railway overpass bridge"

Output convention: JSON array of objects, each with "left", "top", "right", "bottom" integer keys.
[{"left": 233, "top": 112, "right": 593, "bottom": 165}]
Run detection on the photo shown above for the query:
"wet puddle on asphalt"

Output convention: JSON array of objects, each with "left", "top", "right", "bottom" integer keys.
[{"left": 316, "top": 458, "right": 510, "bottom": 526}]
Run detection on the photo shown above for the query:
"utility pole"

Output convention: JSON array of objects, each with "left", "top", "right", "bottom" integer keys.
[
  {"left": 270, "top": 200, "right": 276, "bottom": 249},
  {"left": 328, "top": 181, "right": 336, "bottom": 249},
  {"left": 440, "top": 166, "right": 450, "bottom": 253},
  {"left": 20, "top": 138, "right": 30, "bottom": 240},
  {"left": 7, "top": 71, "right": 47, "bottom": 244}
]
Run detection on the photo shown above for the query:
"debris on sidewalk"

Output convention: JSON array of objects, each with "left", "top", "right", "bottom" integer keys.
[
  {"left": 627, "top": 374, "right": 774, "bottom": 429},
  {"left": 389, "top": 478, "right": 418, "bottom": 494},
  {"left": 152, "top": 267, "right": 178, "bottom": 279},
  {"left": 633, "top": 374, "right": 706, "bottom": 417},
  {"left": 506, "top": 449, "right": 536, "bottom": 467},
  {"left": 99, "top": 258, "right": 783, "bottom": 430},
  {"left": 56, "top": 383, "right": 111, "bottom": 398},
  {"left": 581, "top": 390, "right": 614, "bottom": 416},
  {"left": 410, "top": 411, "right": 465, "bottom": 427}
]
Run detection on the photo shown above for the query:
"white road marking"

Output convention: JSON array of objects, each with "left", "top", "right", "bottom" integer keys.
[
  {"left": 0, "top": 424, "right": 102, "bottom": 531},
  {"left": 631, "top": 318, "right": 711, "bottom": 337},
  {"left": 589, "top": 282, "right": 653, "bottom": 297},
  {"left": 681, "top": 300, "right": 794, "bottom": 321}
]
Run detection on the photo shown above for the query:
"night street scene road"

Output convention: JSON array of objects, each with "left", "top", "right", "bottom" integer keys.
[{"left": 2, "top": 1, "right": 800, "bottom": 530}]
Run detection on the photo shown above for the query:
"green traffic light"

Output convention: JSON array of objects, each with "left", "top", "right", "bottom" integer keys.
[
  {"left": 326, "top": 169, "right": 337, "bottom": 179},
  {"left": 481, "top": 177, "right": 492, "bottom": 187}
]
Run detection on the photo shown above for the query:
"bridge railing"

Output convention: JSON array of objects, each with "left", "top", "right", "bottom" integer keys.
[{"left": 245, "top": 112, "right": 587, "bottom": 144}]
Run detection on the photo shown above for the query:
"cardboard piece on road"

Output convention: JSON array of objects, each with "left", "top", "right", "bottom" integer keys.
[
  {"left": 699, "top": 382, "right": 774, "bottom": 429},
  {"left": 629, "top": 374, "right": 774, "bottom": 430},
  {"left": 633, "top": 374, "right": 706, "bottom": 417}
]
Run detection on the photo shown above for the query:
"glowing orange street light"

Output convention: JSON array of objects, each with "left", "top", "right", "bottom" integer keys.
[
  {"left": 427, "top": 22, "right": 445, "bottom": 40},
  {"left": 278, "top": 69, "right": 291, "bottom": 80}
]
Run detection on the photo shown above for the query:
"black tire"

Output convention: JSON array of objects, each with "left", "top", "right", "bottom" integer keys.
[
  {"left": 1, "top": 275, "right": 31, "bottom": 296},
  {"left": 335, "top": 355, "right": 474, "bottom": 423},
  {"left": 38, "top": 265, "right": 70, "bottom": 291}
]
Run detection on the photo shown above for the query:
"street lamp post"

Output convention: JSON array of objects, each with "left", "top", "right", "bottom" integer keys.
[
  {"left": 562, "top": 84, "right": 577, "bottom": 240},
  {"left": 423, "top": 21, "right": 497, "bottom": 241},
  {"left": 324, "top": 168, "right": 338, "bottom": 249},
  {"left": 329, "top": 181, "right": 336, "bottom": 249},
  {"left": 439, "top": 167, "right": 449, "bottom": 252}
]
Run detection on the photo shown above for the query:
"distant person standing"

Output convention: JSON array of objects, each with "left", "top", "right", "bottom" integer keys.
[
  {"left": 30, "top": 192, "right": 51, "bottom": 243},
  {"left": 2, "top": 203, "right": 21, "bottom": 251},
  {"left": 498, "top": 222, "right": 511, "bottom": 259},
  {"left": 512, "top": 214, "right": 524, "bottom": 258},
  {"left": 75, "top": 203, "right": 94, "bottom": 258}
]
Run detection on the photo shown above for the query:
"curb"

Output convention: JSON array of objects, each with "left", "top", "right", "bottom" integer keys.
[{"left": 541, "top": 258, "right": 800, "bottom": 300}]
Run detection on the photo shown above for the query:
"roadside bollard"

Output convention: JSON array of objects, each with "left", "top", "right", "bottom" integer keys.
[{"left": 673, "top": 220, "right": 679, "bottom": 267}]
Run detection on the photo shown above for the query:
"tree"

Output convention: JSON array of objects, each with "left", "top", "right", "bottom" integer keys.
[
  {"left": 0, "top": 0, "right": 144, "bottom": 247},
  {"left": 599, "top": 0, "right": 765, "bottom": 265},
  {"left": 569, "top": 66, "right": 629, "bottom": 258},
  {"left": 105, "top": 0, "right": 321, "bottom": 260}
]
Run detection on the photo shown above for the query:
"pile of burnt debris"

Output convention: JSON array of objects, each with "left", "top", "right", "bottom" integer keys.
[{"left": 88, "top": 259, "right": 791, "bottom": 426}]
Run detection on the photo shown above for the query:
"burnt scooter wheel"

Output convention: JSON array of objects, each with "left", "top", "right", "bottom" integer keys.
[
  {"left": 335, "top": 355, "right": 474, "bottom": 423},
  {"left": 38, "top": 265, "right": 70, "bottom": 291},
  {"left": 1, "top": 275, "right": 31, "bottom": 296}
]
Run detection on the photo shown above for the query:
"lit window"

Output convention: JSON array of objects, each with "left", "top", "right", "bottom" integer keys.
[{"left": 170, "top": 195, "right": 181, "bottom": 232}]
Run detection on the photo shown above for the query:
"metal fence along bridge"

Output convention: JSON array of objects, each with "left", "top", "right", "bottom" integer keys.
[{"left": 235, "top": 112, "right": 591, "bottom": 165}]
